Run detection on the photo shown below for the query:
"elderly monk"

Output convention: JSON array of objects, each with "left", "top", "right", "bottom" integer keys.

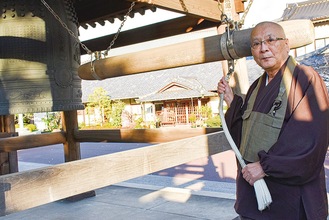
[{"left": 217, "top": 21, "right": 329, "bottom": 219}]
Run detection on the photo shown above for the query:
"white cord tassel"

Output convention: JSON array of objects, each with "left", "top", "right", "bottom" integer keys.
[{"left": 219, "top": 93, "right": 272, "bottom": 211}]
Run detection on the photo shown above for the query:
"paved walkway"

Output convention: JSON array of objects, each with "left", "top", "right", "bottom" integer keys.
[
  {"left": 3, "top": 150, "right": 329, "bottom": 220},
  {"left": 0, "top": 163, "right": 239, "bottom": 220},
  {"left": 0, "top": 185, "right": 237, "bottom": 220}
]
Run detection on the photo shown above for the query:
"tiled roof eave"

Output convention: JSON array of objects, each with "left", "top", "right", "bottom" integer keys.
[{"left": 280, "top": 0, "right": 329, "bottom": 21}]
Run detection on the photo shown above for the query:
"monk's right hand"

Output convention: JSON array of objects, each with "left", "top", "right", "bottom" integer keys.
[{"left": 217, "top": 76, "right": 234, "bottom": 108}]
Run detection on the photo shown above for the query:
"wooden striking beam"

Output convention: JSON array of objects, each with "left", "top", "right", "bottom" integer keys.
[
  {"left": 0, "top": 131, "right": 230, "bottom": 215},
  {"left": 79, "top": 33, "right": 221, "bottom": 80},
  {"left": 130, "top": 0, "right": 221, "bottom": 22},
  {"left": 74, "top": 127, "right": 223, "bottom": 143},
  {"left": 78, "top": 19, "right": 315, "bottom": 80}
]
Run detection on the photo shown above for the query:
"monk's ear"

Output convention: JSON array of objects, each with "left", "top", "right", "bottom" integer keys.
[{"left": 285, "top": 38, "right": 290, "bottom": 52}]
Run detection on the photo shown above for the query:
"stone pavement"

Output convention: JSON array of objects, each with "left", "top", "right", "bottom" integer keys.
[
  {"left": 0, "top": 185, "right": 237, "bottom": 220},
  {"left": 4, "top": 152, "right": 329, "bottom": 220},
  {"left": 0, "top": 178, "right": 238, "bottom": 220},
  {"left": 0, "top": 162, "right": 239, "bottom": 220}
]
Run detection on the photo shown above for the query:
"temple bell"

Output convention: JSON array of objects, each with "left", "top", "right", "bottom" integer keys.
[{"left": 0, "top": 0, "right": 84, "bottom": 115}]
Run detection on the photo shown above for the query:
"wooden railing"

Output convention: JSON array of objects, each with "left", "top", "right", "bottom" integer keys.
[{"left": 0, "top": 116, "right": 230, "bottom": 216}]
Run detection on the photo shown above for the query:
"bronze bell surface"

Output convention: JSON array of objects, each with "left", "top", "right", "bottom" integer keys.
[{"left": 0, "top": 0, "right": 84, "bottom": 115}]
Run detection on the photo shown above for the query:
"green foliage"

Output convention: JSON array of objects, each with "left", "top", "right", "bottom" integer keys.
[
  {"left": 80, "top": 123, "right": 116, "bottom": 129},
  {"left": 25, "top": 124, "right": 37, "bottom": 132},
  {"left": 14, "top": 113, "right": 34, "bottom": 125},
  {"left": 108, "top": 100, "right": 125, "bottom": 127},
  {"left": 87, "top": 87, "right": 111, "bottom": 108},
  {"left": 134, "top": 117, "right": 144, "bottom": 129},
  {"left": 87, "top": 87, "right": 111, "bottom": 126},
  {"left": 199, "top": 105, "right": 212, "bottom": 118},
  {"left": 189, "top": 113, "right": 197, "bottom": 123},
  {"left": 205, "top": 116, "right": 222, "bottom": 127},
  {"left": 79, "top": 122, "right": 86, "bottom": 129},
  {"left": 85, "top": 87, "right": 126, "bottom": 128},
  {"left": 42, "top": 112, "right": 61, "bottom": 132}
]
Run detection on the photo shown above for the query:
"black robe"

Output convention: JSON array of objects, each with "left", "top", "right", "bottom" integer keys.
[{"left": 225, "top": 57, "right": 329, "bottom": 219}]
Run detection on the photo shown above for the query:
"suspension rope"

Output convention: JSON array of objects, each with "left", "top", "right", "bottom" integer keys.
[{"left": 216, "top": 0, "right": 272, "bottom": 211}]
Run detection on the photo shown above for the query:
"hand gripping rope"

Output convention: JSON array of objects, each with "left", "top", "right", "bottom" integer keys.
[{"left": 218, "top": 29, "right": 272, "bottom": 211}]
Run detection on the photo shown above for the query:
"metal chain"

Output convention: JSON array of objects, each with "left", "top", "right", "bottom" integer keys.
[
  {"left": 217, "top": 0, "right": 253, "bottom": 29},
  {"left": 217, "top": 0, "right": 235, "bottom": 29},
  {"left": 238, "top": 0, "right": 254, "bottom": 27},
  {"left": 40, "top": 0, "right": 92, "bottom": 54},
  {"left": 41, "top": 0, "right": 135, "bottom": 57},
  {"left": 104, "top": 2, "right": 135, "bottom": 57}
]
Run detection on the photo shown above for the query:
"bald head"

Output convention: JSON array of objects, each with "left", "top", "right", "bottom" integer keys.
[
  {"left": 250, "top": 21, "right": 290, "bottom": 78},
  {"left": 251, "top": 22, "right": 287, "bottom": 42}
]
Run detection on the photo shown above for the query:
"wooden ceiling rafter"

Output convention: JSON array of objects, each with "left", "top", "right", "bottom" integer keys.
[
  {"left": 129, "top": 0, "right": 222, "bottom": 22},
  {"left": 74, "top": 0, "right": 229, "bottom": 54},
  {"left": 80, "top": 16, "right": 219, "bottom": 55},
  {"left": 74, "top": 0, "right": 156, "bottom": 29}
]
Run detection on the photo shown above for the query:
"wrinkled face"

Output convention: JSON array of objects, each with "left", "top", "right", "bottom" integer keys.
[{"left": 250, "top": 23, "right": 290, "bottom": 75}]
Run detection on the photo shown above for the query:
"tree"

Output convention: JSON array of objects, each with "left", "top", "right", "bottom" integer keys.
[
  {"left": 87, "top": 87, "right": 111, "bottom": 126},
  {"left": 109, "top": 100, "right": 125, "bottom": 128},
  {"left": 42, "top": 112, "right": 61, "bottom": 132}
]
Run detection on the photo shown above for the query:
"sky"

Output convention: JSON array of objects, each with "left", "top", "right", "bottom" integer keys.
[
  {"left": 79, "top": 0, "right": 305, "bottom": 41},
  {"left": 242, "top": 0, "right": 305, "bottom": 27}
]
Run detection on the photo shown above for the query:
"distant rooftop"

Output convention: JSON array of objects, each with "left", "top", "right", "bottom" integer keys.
[{"left": 280, "top": 0, "right": 329, "bottom": 23}]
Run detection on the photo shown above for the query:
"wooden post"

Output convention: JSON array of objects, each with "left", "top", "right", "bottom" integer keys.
[
  {"left": 62, "top": 111, "right": 81, "bottom": 162},
  {"left": 61, "top": 110, "right": 95, "bottom": 201},
  {"left": 0, "top": 115, "right": 18, "bottom": 174}
]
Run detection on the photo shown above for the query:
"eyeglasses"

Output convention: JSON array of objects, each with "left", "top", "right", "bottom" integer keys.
[{"left": 251, "top": 37, "right": 286, "bottom": 49}]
